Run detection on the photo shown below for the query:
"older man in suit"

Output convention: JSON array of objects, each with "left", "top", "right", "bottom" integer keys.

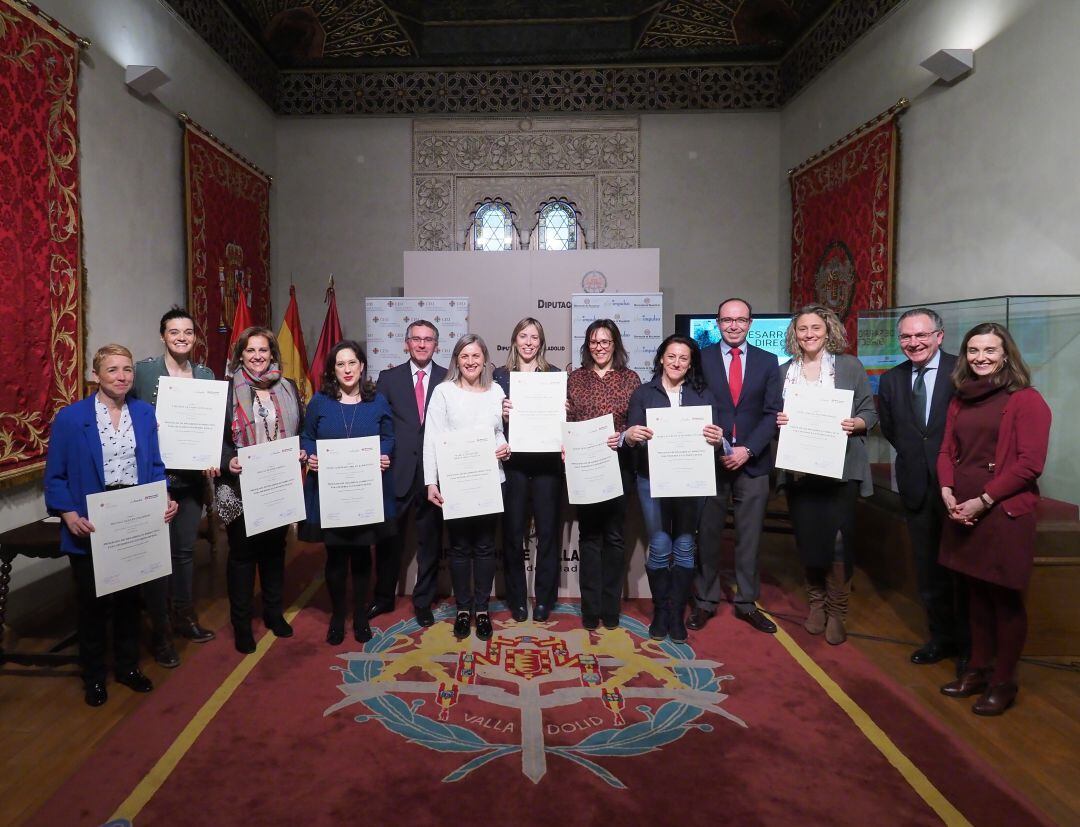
[
  {"left": 878, "top": 307, "right": 967, "bottom": 669},
  {"left": 688, "top": 298, "right": 783, "bottom": 633},
  {"left": 370, "top": 320, "right": 447, "bottom": 627}
]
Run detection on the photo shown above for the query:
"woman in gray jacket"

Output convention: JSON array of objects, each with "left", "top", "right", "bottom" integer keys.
[{"left": 776, "top": 304, "right": 877, "bottom": 645}]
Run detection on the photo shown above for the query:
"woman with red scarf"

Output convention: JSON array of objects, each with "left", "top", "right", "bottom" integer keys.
[
  {"left": 937, "top": 322, "right": 1051, "bottom": 716},
  {"left": 216, "top": 326, "right": 306, "bottom": 654}
]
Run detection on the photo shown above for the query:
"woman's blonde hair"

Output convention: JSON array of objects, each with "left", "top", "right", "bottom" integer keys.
[
  {"left": 783, "top": 304, "right": 849, "bottom": 356},
  {"left": 92, "top": 344, "right": 133, "bottom": 373},
  {"left": 505, "top": 317, "right": 551, "bottom": 371},
  {"left": 444, "top": 334, "right": 493, "bottom": 389}
]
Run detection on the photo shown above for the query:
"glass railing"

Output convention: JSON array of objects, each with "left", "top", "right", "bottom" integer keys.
[{"left": 858, "top": 295, "right": 1080, "bottom": 506}]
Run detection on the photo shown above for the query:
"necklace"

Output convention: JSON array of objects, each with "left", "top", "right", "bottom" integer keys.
[
  {"left": 340, "top": 397, "right": 360, "bottom": 439},
  {"left": 253, "top": 389, "right": 276, "bottom": 441}
]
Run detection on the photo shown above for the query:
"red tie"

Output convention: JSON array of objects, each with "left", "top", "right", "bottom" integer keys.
[
  {"left": 729, "top": 347, "right": 743, "bottom": 406},
  {"left": 415, "top": 369, "right": 426, "bottom": 424}
]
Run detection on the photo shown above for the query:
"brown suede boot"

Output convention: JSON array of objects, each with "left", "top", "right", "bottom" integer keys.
[
  {"left": 824, "top": 561, "right": 850, "bottom": 645},
  {"left": 803, "top": 568, "right": 827, "bottom": 635}
]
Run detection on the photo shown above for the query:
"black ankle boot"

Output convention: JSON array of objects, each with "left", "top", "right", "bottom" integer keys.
[
  {"left": 645, "top": 567, "right": 670, "bottom": 640},
  {"left": 668, "top": 567, "right": 695, "bottom": 643}
]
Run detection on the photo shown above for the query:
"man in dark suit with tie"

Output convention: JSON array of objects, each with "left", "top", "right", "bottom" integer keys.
[
  {"left": 878, "top": 307, "right": 967, "bottom": 669},
  {"left": 370, "top": 320, "right": 447, "bottom": 627},
  {"left": 688, "top": 298, "right": 783, "bottom": 633}
]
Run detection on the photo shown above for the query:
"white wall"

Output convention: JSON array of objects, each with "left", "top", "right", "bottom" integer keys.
[
  {"left": 1, "top": 0, "right": 276, "bottom": 589},
  {"left": 779, "top": 0, "right": 1078, "bottom": 304}
]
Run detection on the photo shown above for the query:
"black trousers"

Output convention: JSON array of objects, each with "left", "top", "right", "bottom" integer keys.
[
  {"left": 576, "top": 464, "right": 633, "bottom": 621},
  {"left": 906, "top": 495, "right": 969, "bottom": 650},
  {"left": 448, "top": 513, "right": 498, "bottom": 612},
  {"left": 373, "top": 475, "right": 443, "bottom": 610},
  {"left": 225, "top": 516, "right": 288, "bottom": 628},
  {"left": 69, "top": 553, "right": 141, "bottom": 682},
  {"left": 325, "top": 543, "right": 372, "bottom": 623},
  {"left": 502, "top": 462, "right": 563, "bottom": 609}
]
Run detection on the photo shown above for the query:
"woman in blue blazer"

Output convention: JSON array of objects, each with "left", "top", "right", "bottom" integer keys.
[
  {"left": 300, "top": 340, "right": 395, "bottom": 645},
  {"left": 624, "top": 335, "right": 724, "bottom": 642},
  {"left": 44, "top": 344, "right": 177, "bottom": 707}
]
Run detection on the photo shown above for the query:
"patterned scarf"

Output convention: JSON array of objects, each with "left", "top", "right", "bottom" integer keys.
[{"left": 230, "top": 362, "right": 301, "bottom": 448}]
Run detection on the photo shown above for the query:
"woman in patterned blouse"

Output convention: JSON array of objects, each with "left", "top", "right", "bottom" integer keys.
[{"left": 566, "top": 319, "right": 641, "bottom": 630}]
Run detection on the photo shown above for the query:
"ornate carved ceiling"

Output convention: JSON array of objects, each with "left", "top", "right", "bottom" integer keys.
[{"left": 161, "top": 0, "right": 908, "bottom": 114}]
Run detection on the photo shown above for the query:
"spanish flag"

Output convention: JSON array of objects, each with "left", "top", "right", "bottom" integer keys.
[{"left": 278, "top": 285, "right": 313, "bottom": 403}]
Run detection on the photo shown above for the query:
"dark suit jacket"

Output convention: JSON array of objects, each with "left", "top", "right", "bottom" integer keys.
[
  {"left": 700, "top": 342, "right": 782, "bottom": 477},
  {"left": 626, "top": 375, "right": 718, "bottom": 478},
  {"left": 44, "top": 395, "right": 167, "bottom": 554},
  {"left": 375, "top": 360, "right": 447, "bottom": 499},
  {"left": 878, "top": 352, "right": 957, "bottom": 510}
]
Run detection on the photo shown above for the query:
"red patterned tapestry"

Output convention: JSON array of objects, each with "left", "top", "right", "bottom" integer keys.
[
  {"left": 790, "top": 106, "right": 903, "bottom": 353},
  {"left": 183, "top": 120, "right": 271, "bottom": 375},
  {"left": 0, "top": 1, "right": 83, "bottom": 484}
]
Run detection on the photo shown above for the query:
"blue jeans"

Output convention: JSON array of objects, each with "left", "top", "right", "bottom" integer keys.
[{"left": 636, "top": 475, "right": 701, "bottom": 570}]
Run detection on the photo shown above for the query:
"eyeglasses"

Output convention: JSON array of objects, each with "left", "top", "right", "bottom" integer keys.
[
  {"left": 898, "top": 332, "right": 939, "bottom": 344},
  {"left": 407, "top": 336, "right": 436, "bottom": 344},
  {"left": 589, "top": 339, "right": 614, "bottom": 349},
  {"left": 719, "top": 317, "right": 751, "bottom": 326}
]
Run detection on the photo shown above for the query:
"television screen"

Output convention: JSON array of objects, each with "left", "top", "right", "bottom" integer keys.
[{"left": 675, "top": 314, "right": 792, "bottom": 364}]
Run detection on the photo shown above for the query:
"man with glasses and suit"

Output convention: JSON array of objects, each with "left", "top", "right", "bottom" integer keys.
[
  {"left": 878, "top": 308, "right": 968, "bottom": 672},
  {"left": 688, "top": 298, "right": 783, "bottom": 634},
  {"left": 370, "top": 320, "right": 447, "bottom": 627}
]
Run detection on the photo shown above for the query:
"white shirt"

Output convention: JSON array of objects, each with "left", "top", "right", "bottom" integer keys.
[
  {"left": 410, "top": 360, "right": 431, "bottom": 400},
  {"left": 423, "top": 382, "right": 507, "bottom": 486},
  {"left": 720, "top": 339, "right": 748, "bottom": 379},
  {"left": 95, "top": 398, "right": 138, "bottom": 485},
  {"left": 910, "top": 349, "right": 941, "bottom": 424}
]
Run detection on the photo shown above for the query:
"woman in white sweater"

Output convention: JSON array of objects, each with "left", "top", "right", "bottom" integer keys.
[{"left": 425, "top": 334, "right": 510, "bottom": 641}]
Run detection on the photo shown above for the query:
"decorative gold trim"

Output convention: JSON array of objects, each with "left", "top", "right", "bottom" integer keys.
[
  {"left": 788, "top": 98, "right": 909, "bottom": 177},
  {"left": 177, "top": 112, "right": 272, "bottom": 184},
  {"left": 6, "top": 0, "right": 88, "bottom": 49}
]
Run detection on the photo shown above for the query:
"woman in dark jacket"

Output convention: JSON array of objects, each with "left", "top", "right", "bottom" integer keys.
[
  {"left": 301, "top": 340, "right": 395, "bottom": 645},
  {"left": 937, "top": 323, "right": 1051, "bottom": 715},
  {"left": 624, "top": 335, "right": 723, "bottom": 642}
]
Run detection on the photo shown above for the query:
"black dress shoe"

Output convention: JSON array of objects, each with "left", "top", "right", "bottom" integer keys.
[
  {"left": 263, "top": 614, "right": 294, "bottom": 638},
  {"left": 153, "top": 635, "right": 181, "bottom": 669},
  {"left": 172, "top": 607, "right": 215, "bottom": 643},
  {"left": 736, "top": 609, "right": 777, "bottom": 634},
  {"left": 453, "top": 611, "right": 472, "bottom": 640},
  {"left": 601, "top": 615, "right": 620, "bottom": 630},
  {"left": 533, "top": 604, "right": 551, "bottom": 622},
  {"left": 910, "top": 641, "right": 958, "bottom": 665},
  {"left": 353, "top": 618, "right": 373, "bottom": 643},
  {"left": 115, "top": 668, "right": 154, "bottom": 693},
  {"left": 685, "top": 607, "right": 714, "bottom": 631},
  {"left": 234, "top": 624, "right": 256, "bottom": 654},
  {"left": 84, "top": 681, "right": 108, "bottom": 707},
  {"left": 367, "top": 601, "right": 395, "bottom": 620},
  {"left": 511, "top": 605, "right": 528, "bottom": 623},
  {"left": 326, "top": 621, "right": 345, "bottom": 645},
  {"left": 475, "top": 613, "right": 493, "bottom": 641},
  {"left": 415, "top": 606, "right": 435, "bottom": 627},
  {"left": 582, "top": 614, "right": 600, "bottom": 631}
]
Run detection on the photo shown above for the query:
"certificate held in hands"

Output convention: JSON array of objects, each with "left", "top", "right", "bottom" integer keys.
[
  {"left": 646, "top": 405, "right": 717, "bottom": 498},
  {"left": 775, "top": 385, "right": 854, "bottom": 479},
  {"left": 86, "top": 481, "right": 171, "bottom": 597},
  {"left": 317, "top": 435, "right": 384, "bottom": 528},
  {"left": 509, "top": 371, "right": 566, "bottom": 452},
  {"left": 155, "top": 377, "right": 229, "bottom": 470},
  {"left": 434, "top": 428, "right": 504, "bottom": 520},
  {"left": 562, "top": 414, "right": 623, "bottom": 505},
  {"left": 238, "top": 435, "right": 306, "bottom": 536}
]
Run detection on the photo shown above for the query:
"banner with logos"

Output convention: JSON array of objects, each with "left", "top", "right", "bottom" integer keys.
[
  {"left": 364, "top": 297, "right": 470, "bottom": 379},
  {"left": 572, "top": 293, "right": 664, "bottom": 382}
]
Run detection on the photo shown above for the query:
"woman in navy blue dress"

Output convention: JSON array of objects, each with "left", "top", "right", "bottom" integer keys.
[{"left": 301, "top": 341, "right": 395, "bottom": 645}]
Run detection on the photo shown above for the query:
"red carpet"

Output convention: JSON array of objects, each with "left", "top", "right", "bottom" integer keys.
[{"left": 35, "top": 547, "right": 1051, "bottom": 827}]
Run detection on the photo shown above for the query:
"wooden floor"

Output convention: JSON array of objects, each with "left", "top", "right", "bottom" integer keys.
[{"left": 1, "top": 531, "right": 1077, "bottom": 827}]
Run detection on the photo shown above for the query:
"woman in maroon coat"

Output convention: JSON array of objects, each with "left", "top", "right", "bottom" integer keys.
[{"left": 936, "top": 322, "right": 1051, "bottom": 716}]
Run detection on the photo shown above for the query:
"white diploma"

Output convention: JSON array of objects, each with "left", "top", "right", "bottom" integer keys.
[
  {"left": 434, "top": 428, "right": 504, "bottom": 520},
  {"left": 645, "top": 405, "right": 717, "bottom": 498},
  {"left": 562, "top": 414, "right": 623, "bottom": 505},
  {"left": 775, "top": 386, "right": 855, "bottom": 479},
  {"left": 155, "top": 377, "right": 229, "bottom": 470},
  {"left": 238, "top": 436, "right": 306, "bottom": 536},
  {"left": 509, "top": 371, "right": 567, "bottom": 453},
  {"left": 86, "top": 481, "right": 171, "bottom": 597},
  {"left": 317, "top": 436, "right": 384, "bottom": 528}
]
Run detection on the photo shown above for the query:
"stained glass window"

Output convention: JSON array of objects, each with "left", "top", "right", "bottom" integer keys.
[
  {"left": 473, "top": 201, "right": 514, "bottom": 251},
  {"left": 535, "top": 199, "right": 582, "bottom": 250}
]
